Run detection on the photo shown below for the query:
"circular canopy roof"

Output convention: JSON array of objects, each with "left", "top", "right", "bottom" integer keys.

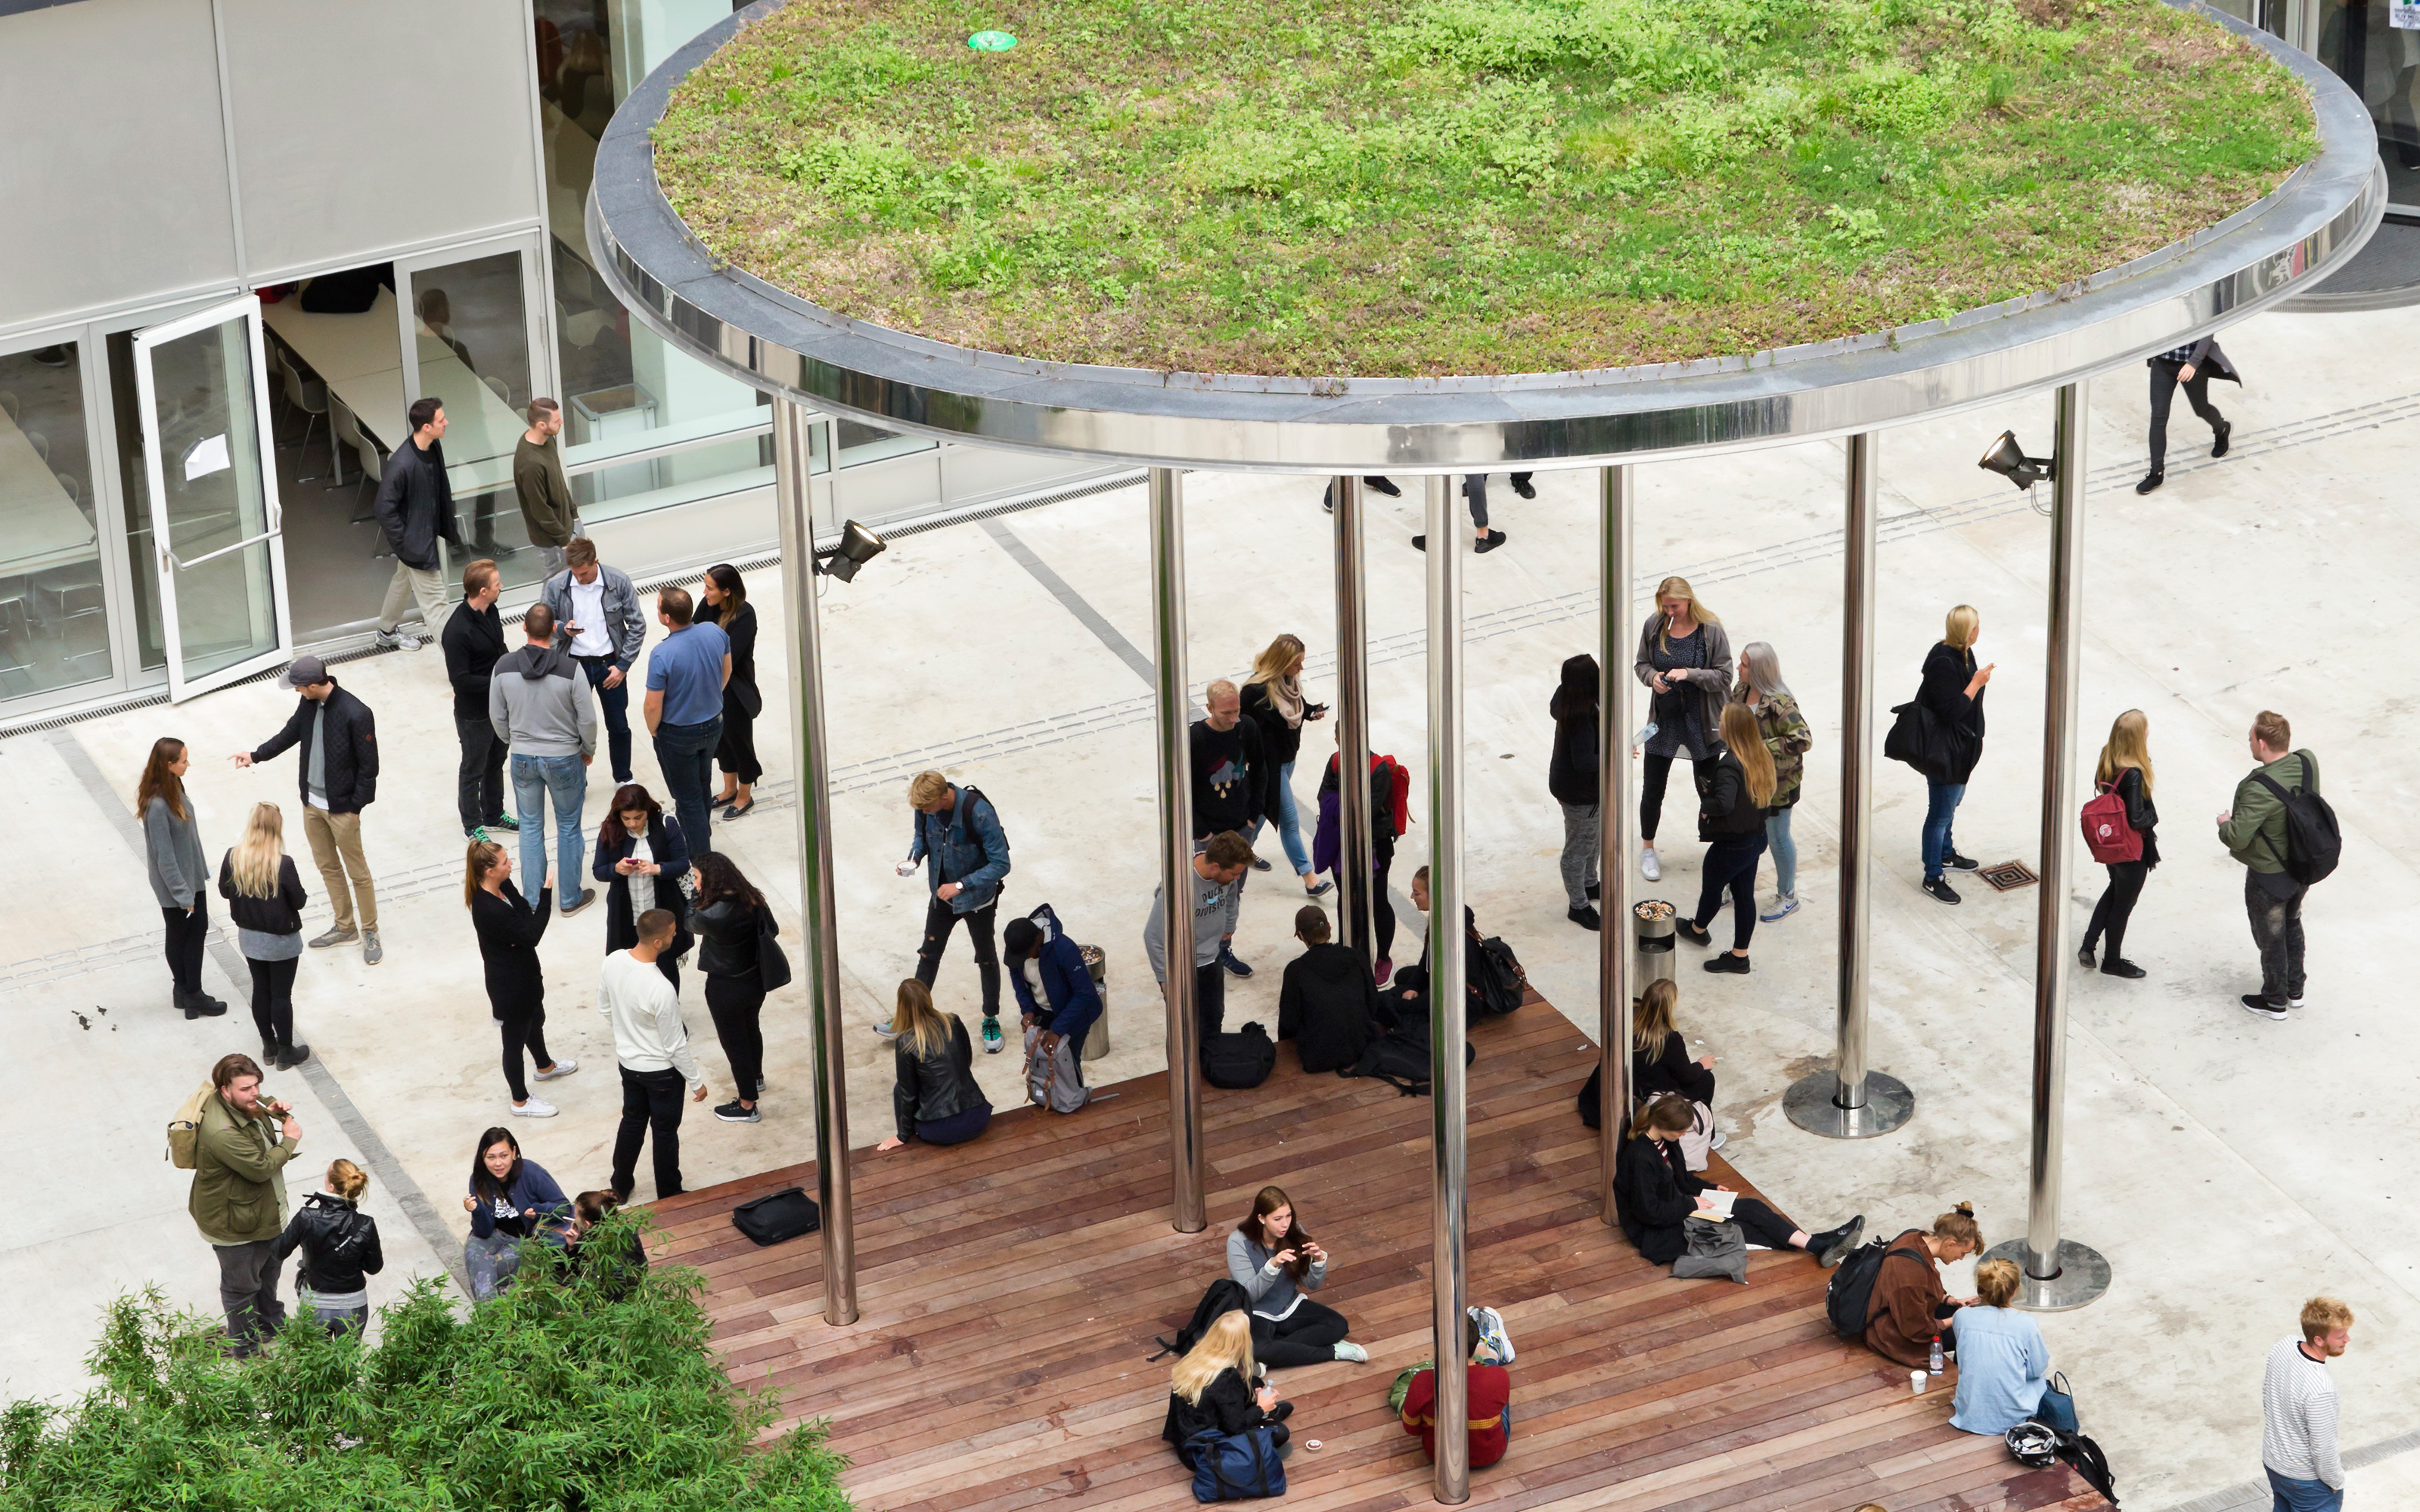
[{"left": 591, "top": 2, "right": 2381, "bottom": 472}]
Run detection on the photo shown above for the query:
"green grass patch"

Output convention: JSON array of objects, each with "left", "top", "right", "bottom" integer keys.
[{"left": 654, "top": 0, "right": 2316, "bottom": 376}]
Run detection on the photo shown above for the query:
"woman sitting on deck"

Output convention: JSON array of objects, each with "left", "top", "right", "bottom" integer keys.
[
  {"left": 1864, "top": 1204, "right": 1985, "bottom": 1368},
  {"left": 1612, "top": 1095, "right": 1863, "bottom": 1269},
  {"left": 1160, "top": 1312, "right": 1292, "bottom": 1470},
  {"left": 1226, "top": 1185, "right": 1370, "bottom": 1368}
]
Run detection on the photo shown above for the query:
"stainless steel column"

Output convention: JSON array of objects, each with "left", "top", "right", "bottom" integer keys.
[
  {"left": 772, "top": 399, "right": 857, "bottom": 1325},
  {"left": 1786, "top": 432, "right": 1914, "bottom": 1139},
  {"left": 1150, "top": 466, "right": 1207, "bottom": 1234},
  {"left": 1424, "top": 474, "right": 1471, "bottom": 1504},
  {"left": 1596, "top": 465, "right": 1633, "bottom": 1215},
  {"left": 1982, "top": 383, "right": 2111, "bottom": 1309},
  {"left": 1332, "top": 476, "right": 1374, "bottom": 968}
]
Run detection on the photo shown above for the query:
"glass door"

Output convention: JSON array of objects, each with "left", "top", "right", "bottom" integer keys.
[{"left": 130, "top": 295, "right": 291, "bottom": 701}]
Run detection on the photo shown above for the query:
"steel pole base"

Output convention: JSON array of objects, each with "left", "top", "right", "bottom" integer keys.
[
  {"left": 1782, "top": 1070, "right": 1914, "bottom": 1139},
  {"left": 1980, "top": 1238, "right": 2111, "bottom": 1312}
]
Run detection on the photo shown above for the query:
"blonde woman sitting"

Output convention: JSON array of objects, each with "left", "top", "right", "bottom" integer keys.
[
  {"left": 1159, "top": 1311, "right": 1292, "bottom": 1471},
  {"left": 873, "top": 980, "right": 992, "bottom": 1150}
]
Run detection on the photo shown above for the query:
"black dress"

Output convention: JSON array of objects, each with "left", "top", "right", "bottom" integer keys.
[{"left": 710, "top": 600, "right": 761, "bottom": 784}]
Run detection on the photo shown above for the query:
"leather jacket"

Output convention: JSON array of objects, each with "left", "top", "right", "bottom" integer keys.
[
  {"left": 270, "top": 1191, "right": 385, "bottom": 1294},
  {"left": 694, "top": 896, "right": 768, "bottom": 979}
]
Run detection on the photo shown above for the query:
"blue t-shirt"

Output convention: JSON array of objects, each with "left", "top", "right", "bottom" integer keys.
[{"left": 646, "top": 621, "right": 729, "bottom": 727}]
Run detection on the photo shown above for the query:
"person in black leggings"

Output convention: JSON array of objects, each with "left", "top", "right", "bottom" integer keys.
[
  {"left": 219, "top": 801, "right": 311, "bottom": 1069},
  {"left": 2079, "top": 709, "right": 2159, "bottom": 980},
  {"left": 1677, "top": 705, "right": 1774, "bottom": 975},
  {"left": 693, "top": 850, "right": 777, "bottom": 1123},
  {"left": 1225, "top": 1185, "right": 1370, "bottom": 1368},
  {"left": 467, "top": 838, "right": 577, "bottom": 1117},
  {"left": 1615, "top": 1095, "right": 1864, "bottom": 1266},
  {"left": 1631, "top": 578, "right": 1733, "bottom": 883}
]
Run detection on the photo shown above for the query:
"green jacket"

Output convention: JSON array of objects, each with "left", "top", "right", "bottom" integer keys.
[
  {"left": 189, "top": 1090, "right": 296, "bottom": 1246},
  {"left": 1729, "top": 686, "right": 1813, "bottom": 809},
  {"left": 2219, "top": 750, "right": 2318, "bottom": 874}
]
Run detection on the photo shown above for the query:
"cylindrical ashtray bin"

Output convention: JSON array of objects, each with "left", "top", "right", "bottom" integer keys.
[
  {"left": 1634, "top": 900, "right": 1677, "bottom": 990},
  {"left": 1080, "top": 942, "right": 1109, "bottom": 1060}
]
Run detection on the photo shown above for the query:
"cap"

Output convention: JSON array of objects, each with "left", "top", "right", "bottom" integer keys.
[{"left": 278, "top": 654, "right": 330, "bottom": 690}]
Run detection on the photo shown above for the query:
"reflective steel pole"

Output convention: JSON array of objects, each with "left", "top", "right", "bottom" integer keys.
[
  {"left": 772, "top": 400, "right": 856, "bottom": 1325},
  {"left": 1786, "top": 432, "right": 1913, "bottom": 1139},
  {"left": 1596, "top": 465, "right": 1633, "bottom": 1213},
  {"left": 1982, "top": 383, "right": 2111, "bottom": 1309},
  {"left": 1425, "top": 475, "right": 1470, "bottom": 1504},
  {"left": 1150, "top": 466, "right": 1207, "bottom": 1234},
  {"left": 1333, "top": 476, "right": 1374, "bottom": 968}
]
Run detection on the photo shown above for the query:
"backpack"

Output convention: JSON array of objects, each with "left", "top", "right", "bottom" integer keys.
[
  {"left": 2253, "top": 761, "right": 2340, "bottom": 886},
  {"left": 166, "top": 1082, "right": 214, "bottom": 1169},
  {"left": 2054, "top": 1427, "right": 2120, "bottom": 1507},
  {"left": 1202, "top": 1022, "right": 1276, "bottom": 1089},
  {"left": 1470, "top": 936, "right": 1526, "bottom": 1018},
  {"left": 1823, "top": 1235, "right": 1903, "bottom": 1338},
  {"left": 1186, "top": 1425, "right": 1286, "bottom": 1502},
  {"left": 1374, "top": 755, "right": 1410, "bottom": 840},
  {"left": 1150, "top": 1278, "right": 1250, "bottom": 1360},
  {"left": 2079, "top": 782, "right": 2142, "bottom": 864},
  {"left": 1343, "top": 1019, "right": 1474, "bottom": 1097}
]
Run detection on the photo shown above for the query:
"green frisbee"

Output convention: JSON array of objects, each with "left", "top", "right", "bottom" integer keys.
[{"left": 966, "top": 29, "right": 1016, "bottom": 51}]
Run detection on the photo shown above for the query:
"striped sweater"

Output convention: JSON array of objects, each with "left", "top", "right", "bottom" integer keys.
[{"left": 2260, "top": 1337, "right": 2344, "bottom": 1489}]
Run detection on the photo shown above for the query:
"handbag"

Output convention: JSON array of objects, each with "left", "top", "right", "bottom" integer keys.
[
  {"left": 731, "top": 677, "right": 763, "bottom": 720},
  {"left": 2032, "top": 1369, "right": 2080, "bottom": 1434},
  {"left": 731, "top": 1187, "right": 821, "bottom": 1246},
  {"left": 755, "top": 911, "right": 793, "bottom": 993},
  {"left": 1669, "top": 1213, "right": 1748, "bottom": 1283},
  {"left": 1884, "top": 699, "right": 1950, "bottom": 780}
]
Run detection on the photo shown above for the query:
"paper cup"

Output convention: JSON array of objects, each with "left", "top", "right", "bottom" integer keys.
[{"left": 1910, "top": 1369, "right": 1928, "bottom": 1395}]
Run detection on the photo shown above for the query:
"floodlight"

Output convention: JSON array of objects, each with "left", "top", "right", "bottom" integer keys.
[
  {"left": 1978, "top": 430, "right": 2055, "bottom": 492},
  {"left": 815, "top": 519, "right": 888, "bottom": 582}
]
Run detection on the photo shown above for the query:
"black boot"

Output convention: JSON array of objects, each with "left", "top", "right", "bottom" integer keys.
[{"left": 1813, "top": 1215, "right": 1866, "bottom": 1268}]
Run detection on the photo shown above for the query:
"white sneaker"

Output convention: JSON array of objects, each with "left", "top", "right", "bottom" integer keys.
[
  {"left": 510, "top": 1096, "right": 558, "bottom": 1117},
  {"left": 2290, "top": 994, "right": 2307, "bottom": 1009},
  {"left": 1640, "top": 849, "right": 1661, "bottom": 882},
  {"left": 533, "top": 1058, "right": 579, "bottom": 1081}
]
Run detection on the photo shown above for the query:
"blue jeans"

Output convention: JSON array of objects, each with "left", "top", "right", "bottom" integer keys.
[
  {"left": 1256, "top": 761, "right": 1313, "bottom": 877},
  {"left": 1922, "top": 779, "right": 1966, "bottom": 881},
  {"left": 2266, "top": 1468, "right": 2344, "bottom": 1512},
  {"left": 577, "top": 656, "right": 634, "bottom": 782},
  {"left": 511, "top": 754, "right": 588, "bottom": 903},
  {"left": 1766, "top": 807, "right": 1798, "bottom": 897},
  {"left": 652, "top": 717, "right": 722, "bottom": 860}
]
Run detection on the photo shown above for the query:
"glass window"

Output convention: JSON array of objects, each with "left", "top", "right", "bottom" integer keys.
[
  {"left": 408, "top": 251, "right": 548, "bottom": 590},
  {"left": 836, "top": 417, "right": 939, "bottom": 469},
  {"left": 0, "top": 342, "right": 111, "bottom": 696},
  {"left": 2317, "top": 0, "right": 2420, "bottom": 212}
]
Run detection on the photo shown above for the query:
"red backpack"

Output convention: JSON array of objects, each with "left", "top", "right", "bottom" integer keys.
[{"left": 2079, "top": 782, "right": 2141, "bottom": 863}]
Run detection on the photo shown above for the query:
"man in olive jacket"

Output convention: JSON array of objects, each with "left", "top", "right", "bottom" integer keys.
[
  {"left": 2217, "top": 709, "right": 2319, "bottom": 1021},
  {"left": 188, "top": 1052, "right": 302, "bottom": 1356}
]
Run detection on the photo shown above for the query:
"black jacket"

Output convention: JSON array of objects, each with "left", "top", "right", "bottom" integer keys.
[
  {"left": 371, "top": 437, "right": 463, "bottom": 571},
  {"left": 2152, "top": 336, "right": 2241, "bottom": 384},
  {"left": 1916, "top": 643, "right": 1987, "bottom": 784},
  {"left": 250, "top": 683, "right": 379, "bottom": 813},
  {"left": 1612, "top": 1133, "right": 1708, "bottom": 1265},
  {"left": 2107, "top": 764, "right": 2161, "bottom": 869},
  {"left": 270, "top": 1191, "right": 385, "bottom": 1294},
  {"left": 594, "top": 816, "right": 693, "bottom": 958},
  {"left": 694, "top": 895, "right": 773, "bottom": 980},
  {"left": 707, "top": 600, "right": 759, "bottom": 721},
  {"left": 472, "top": 881, "right": 552, "bottom": 1016},
  {"left": 1161, "top": 1368, "right": 1270, "bottom": 1465},
  {"left": 217, "top": 852, "right": 307, "bottom": 937},
  {"left": 442, "top": 601, "right": 507, "bottom": 722},
  {"left": 1695, "top": 751, "right": 1766, "bottom": 841},
  {"left": 1548, "top": 685, "right": 1599, "bottom": 806},
  {"left": 1238, "top": 679, "right": 1307, "bottom": 767},
  {"left": 1190, "top": 716, "right": 1274, "bottom": 836},
  {"left": 1278, "top": 942, "right": 1390, "bottom": 1074},
  {"left": 1634, "top": 1032, "right": 1716, "bottom": 1105},
  {"left": 894, "top": 1015, "right": 988, "bottom": 1142}
]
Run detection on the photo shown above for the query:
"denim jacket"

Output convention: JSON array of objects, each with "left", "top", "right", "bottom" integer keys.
[
  {"left": 541, "top": 563, "right": 647, "bottom": 670},
  {"left": 910, "top": 785, "right": 1010, "bottom": 914}
]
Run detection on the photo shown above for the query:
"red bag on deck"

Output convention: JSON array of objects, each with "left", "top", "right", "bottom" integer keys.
[{"left": 2080, "top": 782, "right": 2141, "bottom": 863}]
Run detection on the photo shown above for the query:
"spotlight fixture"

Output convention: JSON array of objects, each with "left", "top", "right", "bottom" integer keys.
[
  {"left": 815, "top": 519, "right": 887, "bottom": 582},
  {"left": 1978, "top": 431, "right": 2055, "bottom": 492}
]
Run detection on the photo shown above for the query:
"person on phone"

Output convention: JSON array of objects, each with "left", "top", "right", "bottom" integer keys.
[
  {"left": 874, "top": 979, "right": 992, "bottom": 1149},
  {"left": 1239, "top": 634, "right": 1333, "bottom": 899},
  {"left": 1916, "top": 606, "right": 1993, "bottom": 904},
  {"left": 2080, "top": 708, "right": 2159, "bottom": 981},
  {"left": 188, "top": 1052, "right": 302, "bottom": 1356},
  {"left": 1631, "top": 578, "right": 1732, "bottom": 883},
  {"left": 141, "top": 737, "right": 225, "bottom": 1019},
  {"left": 889, "top": 770, "right": 1013, "bottom": 1052},
  {"left": 1730, "top": 641, "right": 1813, "bottom": 922},
  {"left": 1161, "top": 1311, "right": 1291, "bottom": 1471},
  {"left": 219, "top": 801, "right": 310, "bottom": 1069},
  {"left": 1401, "top": 1310, "right": 1513, "bottom": 1468},
  {"left": 1613, "top": 1095, "right": 1862, "bottom": 1269},
  {"left": 469, "top": 838, "right": 576, "bottom": 1117},
  {"left": 2136, "top": 336, "right": 2236, "bottom": 495},
  {"left": 460, "top": 1126, "right": 571, "bottom": 1300},
  {"left": 693, "top": 850, "right": 777, "bottom": 1123},
  {"left": 1864, "top": 1205, "right": 1987, "bottom": 1368},
  {"left": 541, "top": 538, "right": 646, "bottom": 785},
  {"left": 1226, "top": 1185, "right": 1368, "bottom": 1368},
  {"left": 593, "top": 785, "right": 692, "bottom": 992},
  {"left": 600, "top": 909, "right": 709, "bottom": 1202},
  {"left": 271, "top": 1157, "right": 383, "bottom": 1337},
  {"left": 1548, "top": 653, "right": 1603, "bottom": 930}
]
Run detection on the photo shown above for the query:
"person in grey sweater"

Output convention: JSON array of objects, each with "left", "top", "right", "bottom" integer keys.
[
  {"left": 139, "top": 737, "right": 225, "bottom": 1019},
  {"left": 1224, "top": 1185, "right": 1367, "bottom": 1368},
  {"left": 491, "top": 602, "right": 600, "bottom": 915},
  {"left": 1145, "top": 831, "right": 1255, "bottom": 1049}
]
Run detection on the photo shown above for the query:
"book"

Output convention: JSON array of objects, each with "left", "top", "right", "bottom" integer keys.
[{"left": 1688, "top": 1190, "right": 1738, "bottom": 1222}]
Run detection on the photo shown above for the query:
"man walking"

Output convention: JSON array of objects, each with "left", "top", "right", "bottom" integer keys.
[
  {"left": 1191, "top": 680, "right": 1274, "bottom": 975},
  {"left": 491, "top": 600, "right": 599, "bottom": 915},
  {"left": 371, "top": 398, "right": 466, "bottom": 649},
  {"left": 188, "top": 1052, "right": 300, "bottom": 1356},
  {"left": 442, "top": 558, "right": 517, "bottom": 841},
  {"left": 513, "top": 398, "right": 582, "bottom": 577},
  {"left": 2262, "top": 1297, "right": 2351, "bottom": 1511},
  {"left": 1410, "top": 475, "right": 1509, "bottom": 553},
  {"left": 542, "top": 538, "right": 645, "bottom": 784},
  {"left": 642, "top": 585, "right": 730, "bottom": 859},
  {"left": 2218, "top": 710, "right": 2318, "bottom": 1020},
  {"left": 893, "top": 770, "right": 1013, "bottom": 1052},
  {"left": 231, "top": 655, "right": 382, "bottom": 964},
  {"left": 600, "top": 908, "right": 707, "bottom": 1201},
  {"left": 1144, "top": 831, "right": 1255, "bottom": 1049},
  {"left": 2136, "top": 336, "right": 2238, "bottom": 494}
]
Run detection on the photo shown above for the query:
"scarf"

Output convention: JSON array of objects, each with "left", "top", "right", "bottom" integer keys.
[{"left": 1263, "top": 673, "right": 1304, "bottom": 729}]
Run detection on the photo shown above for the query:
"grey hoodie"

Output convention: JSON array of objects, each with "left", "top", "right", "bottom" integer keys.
[
  {"left": 1143, "top": 864, "right": 1243, "bottom": 981},
  {"left": 489, "top": 641, "right": 598, "bottom": 759}
]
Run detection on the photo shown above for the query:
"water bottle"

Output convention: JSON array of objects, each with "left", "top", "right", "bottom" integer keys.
[
  {"left": 1928, "top": 1335, "right": 1944, "bottom": 1375},
  {"left": 1632, "top": 720, "right": 1659, "bottom": 747}
]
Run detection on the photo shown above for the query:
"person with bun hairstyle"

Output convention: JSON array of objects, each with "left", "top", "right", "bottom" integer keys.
[
  {"left": 563, "top": 1189, "right": 648, "bottom": 1303},
  {"left": 271, "top": 1158, "right": 383, "bottom": 1337},
  {"left": 1863, "top": 1205, "right": 1986, "bottom": 1368},
  {"left": 2080, "top": 708, "right": 2159, "bottom": 980},
  {"left": 1226, "top": 1185, "right": 1369, "bottom": 1368},
  {"left": 1675, "top": 702, "right": 1776, "bottom": 974},
  {"left": 1950, "top": 1258, "right": 2066, "bottom": 1435},
  {"left": 1631, "top": 578, "right": 1732, "bottom": 883},
  {"left": 1613, "top": 1095, "right": 1863, "bottom": 1267}
]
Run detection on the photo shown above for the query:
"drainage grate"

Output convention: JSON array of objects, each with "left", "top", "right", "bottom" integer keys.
[{"left": 1979, "top": 860, "right": 2040, "bottom": 892}]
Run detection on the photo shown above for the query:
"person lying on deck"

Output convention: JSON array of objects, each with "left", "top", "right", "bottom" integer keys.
[
  {"left": 1226, "top": 1185, "right": 1370, "bottom": 1368},
  {"left": 1612, "top": 1095, "right": 1864, "bottom": 1268}
]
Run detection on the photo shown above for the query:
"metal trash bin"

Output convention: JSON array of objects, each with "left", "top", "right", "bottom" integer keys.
[
  {"left": 1634, "top": 900, "right": 1677, "bottom": 991},
  {"left": 1080, "top": 943, "right": 1109, "bottom": 1060}
]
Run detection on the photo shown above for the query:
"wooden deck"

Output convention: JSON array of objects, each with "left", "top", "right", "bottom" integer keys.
[{"left": 650, "top": 999, "right": 2092, "bottom": 1512}]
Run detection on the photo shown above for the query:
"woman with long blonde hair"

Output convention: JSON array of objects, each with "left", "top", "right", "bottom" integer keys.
[
  {"left": 139, "top": 736, "right": 225, "bottom": 1019},
  {"left": 1631, "top": 978, "right": 1717, "bottom": 1109},
  {"left": 875, "top": 980, "right": 991, "bottom": 1150},
  {"left": 1730, "top": 640, "right": 1814, "bottom": 922},
  {"left": 1239, "top": 633, "right": 1332, "bottom": 898},
  {"left": 2080, "top": 709, "right": 2159, "bottom": 980},
  {"left": 1677, "top": 702, "right": 1776, "bottom": 974},
  {"left": 1630, "top": 577, "right": 1733, "bottom": 882},
  {"left": 1160, "top": 1310, "right": 1291, "bottom": 1470},
  {"left": 217, "top": 801, "right": 310, "bottom": 1067},
  {"left": 1913, "top": 604, "right": 1996, "bottom": 905}
]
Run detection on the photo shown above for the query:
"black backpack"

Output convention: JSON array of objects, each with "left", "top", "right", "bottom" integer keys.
[
  {"left": 1343, "top": 1019, "right": 1474, "bottom": 1096},
  {"left": 2055, "top": 1428, "right": 2120, "bottom": 1507},
  {"left": 1149, "top": 1278, "right": 1250, "bottom": 1359},
  {"left": 1471, "top": 936, "right": 1526, "bottom": 1019},
  {"left": 2253, "top": 759, "right": 2339, "bottom": 886},
  {"left": 1202, "top": 1023, "right": 1276, "bottom": 1089},
  {"left": 1823, "top": 1236, "right": 1900, "bottom": 1338}
]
